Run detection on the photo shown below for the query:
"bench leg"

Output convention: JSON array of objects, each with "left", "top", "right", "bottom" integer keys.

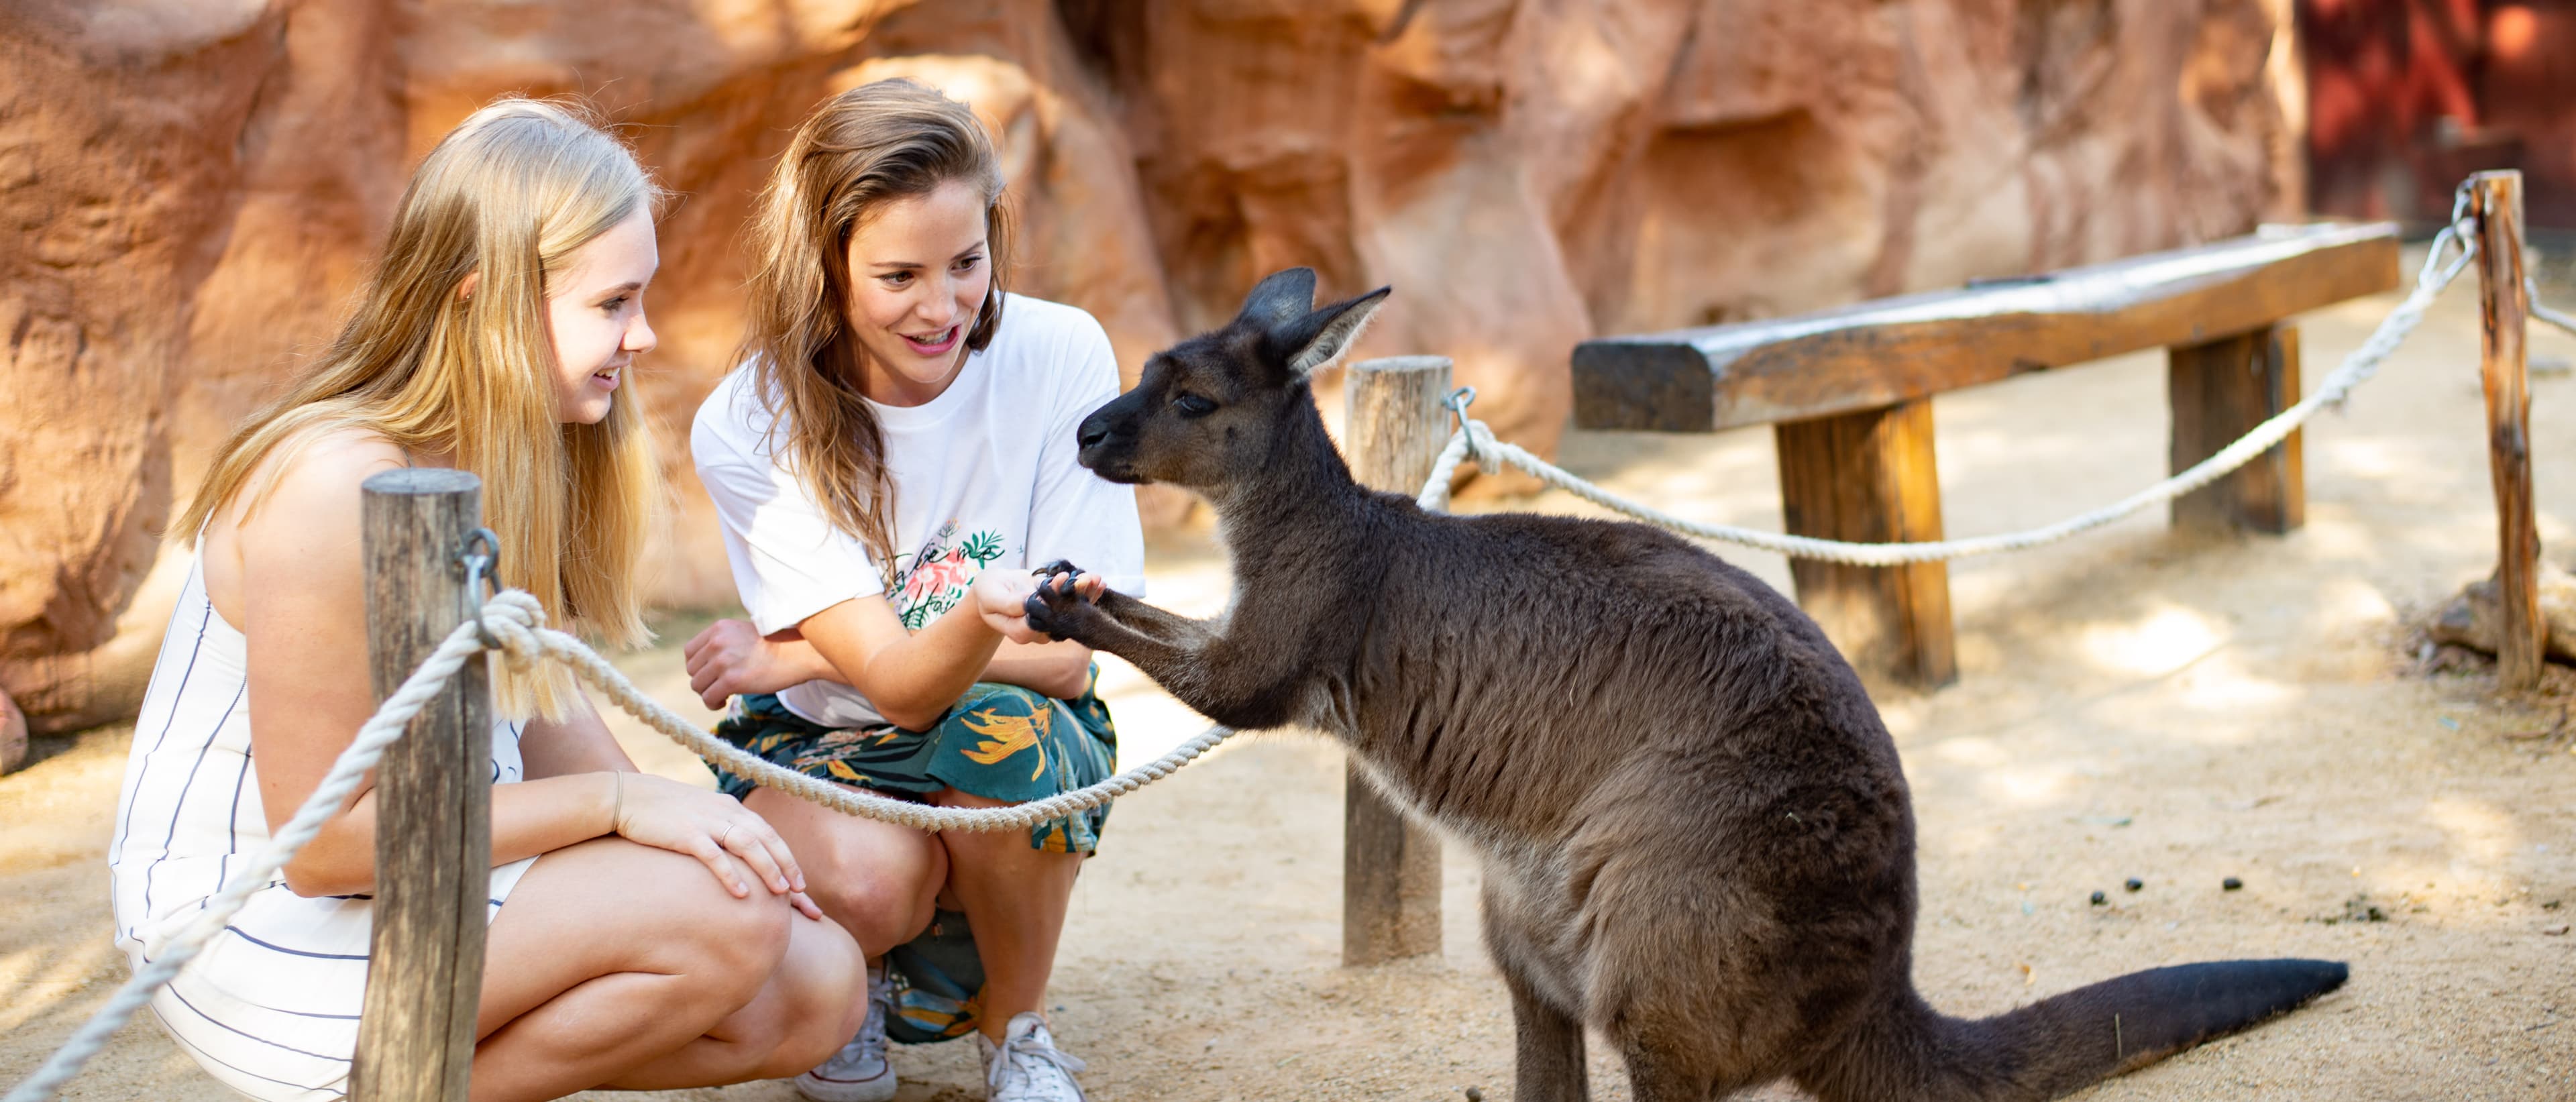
[
  {"left": 1775, "top": 399, "right": 1958, "bottom": 690},
  {"left": 2169, "top": 323, "right": 2304, "bottom": 534}
]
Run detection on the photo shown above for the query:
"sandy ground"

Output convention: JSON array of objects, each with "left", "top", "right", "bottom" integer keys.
[{"left": 8, "top": 245, "right": 2576, "bottom": 1101}]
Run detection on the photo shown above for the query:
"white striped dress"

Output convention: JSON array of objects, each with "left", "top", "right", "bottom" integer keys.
[{"left": 107, "top": 557, "right": 535, "bottom": 1101}]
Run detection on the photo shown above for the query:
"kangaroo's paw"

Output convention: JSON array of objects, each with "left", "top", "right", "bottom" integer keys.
[{"left": 1022, "top": 570, "right": 1102, "bottom": 643}]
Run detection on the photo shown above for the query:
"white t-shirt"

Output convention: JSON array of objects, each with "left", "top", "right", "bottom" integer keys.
[{"left": 691, "top": 292, "right": 1147, "bottom": 728}]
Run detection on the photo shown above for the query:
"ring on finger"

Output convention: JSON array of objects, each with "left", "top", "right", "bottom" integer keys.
[{"left": 718, "top": 823, "right": 735, "bottom": 848}]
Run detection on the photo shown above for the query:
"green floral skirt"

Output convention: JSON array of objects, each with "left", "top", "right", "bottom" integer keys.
[{"left": 712, "top": 671, "right": 1119, "bottom": 1041}]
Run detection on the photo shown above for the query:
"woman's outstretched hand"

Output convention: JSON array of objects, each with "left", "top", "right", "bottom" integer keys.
[
  {"left": 972, "top": 568, "right": 1065, "bottom": 644},
  {"left": 604, "top": 771, "right": 823, "bottom": 919}
]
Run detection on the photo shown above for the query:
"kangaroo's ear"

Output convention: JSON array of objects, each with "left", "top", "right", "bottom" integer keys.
[
  {"left": 1237, "top": 268, "right": 1319, "bottom": 330},
  {"left": 1271, "top": 286, "right": 1391, "bottom": 378}
]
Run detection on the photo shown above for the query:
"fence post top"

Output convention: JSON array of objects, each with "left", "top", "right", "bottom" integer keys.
[
  {"left": 1349, "top": 355, "right": 1452, "bottom": 376},
  {"left": 362, "top": 468, "right": 482, "bottom": 496}
]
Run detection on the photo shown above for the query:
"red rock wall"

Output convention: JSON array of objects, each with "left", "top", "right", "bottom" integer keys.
[
  {"left": 2303, "top": 0, "right": 2576, "bottom": 227},
  {"left": 0, "top": 0, "right": 2300, "bottom": 732}
]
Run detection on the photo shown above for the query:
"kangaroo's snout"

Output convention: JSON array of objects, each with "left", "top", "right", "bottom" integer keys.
[{"left": 1075, "top": 391, "right": 1143, "bottom": 482}]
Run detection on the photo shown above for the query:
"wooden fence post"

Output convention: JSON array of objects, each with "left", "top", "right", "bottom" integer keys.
[
  {"left": 1340, "top": 355, "right": 1448, "bottom": 966},
  {"left": 1775, "top": 400, "right": 1958, "bottom": 690},
  {"left": 352, "top": 469, "right": 491, "bottom": 1102},
  {"left": 2469, "top": 170, "right": 2544, "bottom": 693},
  {"left": 2169, "top": 323, "right": 2304, "bottom": 534}
]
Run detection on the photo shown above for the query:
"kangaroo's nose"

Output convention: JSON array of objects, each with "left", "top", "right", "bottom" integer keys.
[{"left": 1077, "top": 416, "right": 1110, "bottom": 449}]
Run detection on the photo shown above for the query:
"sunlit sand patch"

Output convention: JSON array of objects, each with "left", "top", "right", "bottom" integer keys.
[
  {"left": 2171, "top": 653, "right": 2298, "bottom": 721},
  {"left": 2078, "top": 603, "right": 2229, "bottom": 677},
  {"left": 1925, "top": 738, "right": 2084, "bottom": 806},
  {"left": 2421, "top": 794, "right": 2521, "bottom": 869},
  {"left": 2316, "top": 436, "right": 2412, "bottom": 482},
  {"left": 2292, "top": 511, "right": 2390, "bottom": 563},
  {"left": 0, "top": 941, "right": 120, "bottom": 1034},
  {"left": 1976, "top": 763, "right": 2084, "bottom": 807},
  {"left": 1931, "top": 736, "right": 2013, "bottom": 769}
]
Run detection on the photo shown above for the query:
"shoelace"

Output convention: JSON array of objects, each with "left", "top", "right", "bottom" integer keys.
[
  {"left": 988, "top": 1027, "right": 1087, "bottom": 1099},
  {"left": 853, "top": 976, "right": 893, "bottom": 1062},
  {"left": 869, "top": 977, "right": 894, "bottom": 1037},
  {"left": 817, "top": 977, "right": 894, "bottom": 1077}
]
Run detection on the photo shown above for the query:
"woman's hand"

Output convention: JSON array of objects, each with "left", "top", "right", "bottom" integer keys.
[
  {"left": 971, "top": 568, "right": 1055, "bottom": 643},
  {"left": 684, "top": 618, "right": 815, "bottom": 710},
  {"left": 604, "top": 771, "right": 823, "bottom": 919}
]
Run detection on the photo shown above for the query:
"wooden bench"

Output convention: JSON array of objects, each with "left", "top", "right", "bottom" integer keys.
[{"left": 1569, "top": 222, "right": 2402, "bottom": 688}]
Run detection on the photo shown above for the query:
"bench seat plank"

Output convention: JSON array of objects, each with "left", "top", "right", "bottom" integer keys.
[{"left": 1572, "top": 223, "right": 2400, "bottom": 433}]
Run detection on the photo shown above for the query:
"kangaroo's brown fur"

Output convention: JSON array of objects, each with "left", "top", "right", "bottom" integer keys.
[{"left": 1030, "top": 269, "right": 2347, "bottom": 1101}]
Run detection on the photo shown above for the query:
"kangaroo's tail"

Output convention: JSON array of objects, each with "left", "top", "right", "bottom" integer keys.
[{"left": 1797, "top": 958, "right": 2349, "bottom": 1102}]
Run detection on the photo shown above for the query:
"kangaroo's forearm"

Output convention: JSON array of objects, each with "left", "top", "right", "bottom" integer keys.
[
  {"left": 1095, "top": 589, "right": 1216, "bottom": 648},
  {"left": 1065, "top": 598, "right": 1303, "bottom": 729}
]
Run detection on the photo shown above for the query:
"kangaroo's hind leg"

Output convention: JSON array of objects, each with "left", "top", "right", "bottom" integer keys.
[
  {"left": 1572, "top": 816, "right": 1860, "bottom": 1101},
  {"left": 1508, "top": 973, "right": 1589, "bottom": 1102}
]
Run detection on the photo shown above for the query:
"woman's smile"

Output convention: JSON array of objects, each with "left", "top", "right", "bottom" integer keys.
[{"left": 900, "top": 324, "right": 961, "bottom": 356}]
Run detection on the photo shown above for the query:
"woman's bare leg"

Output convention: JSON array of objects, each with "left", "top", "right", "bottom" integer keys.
[
  {"left": 600, "top": 903, "right": 866, "bottom": 1088},
  {"left": 932, "top": 789, "right": 1083, "bottom": 1040},
  {"left": 745, "top": 785, "right": 945, "bottom": 958},
  {"left": 465, "top": 836, "right": 859, "bottom": 1102}
]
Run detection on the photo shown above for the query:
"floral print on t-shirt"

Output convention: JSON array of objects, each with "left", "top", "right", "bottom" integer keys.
[{"left": 890, "top": 519, "right": 1007, "bottom": 630}]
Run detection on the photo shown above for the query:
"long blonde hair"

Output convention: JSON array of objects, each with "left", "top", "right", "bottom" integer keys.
[
  {"left": 176, "top": 97, "right": 663, "bottom": 719},
  {"left": 739, "top": 78, "right": 1012, "bottom": 574}
]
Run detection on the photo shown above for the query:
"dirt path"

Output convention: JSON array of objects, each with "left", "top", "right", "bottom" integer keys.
[{"left": 7, "top": 247, "right": 2574, "bottom": 1100}]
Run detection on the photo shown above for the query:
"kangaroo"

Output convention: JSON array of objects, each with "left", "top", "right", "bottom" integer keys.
[{"left": 1026, "top": 268, "right": 2348, "bottom": 1102}]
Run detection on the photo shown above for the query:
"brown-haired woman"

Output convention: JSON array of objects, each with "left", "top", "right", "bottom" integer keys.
[
  {"left": 109, "top": 98, "right": 865, "bottom": 1101},
  {"left": 682, "top": 78, "right": 1142, "bottom": 1102}
]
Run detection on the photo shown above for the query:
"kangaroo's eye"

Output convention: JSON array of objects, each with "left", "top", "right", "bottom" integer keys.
[{"left": 1173, "top": 394, "right": 1217, "bottom": 418}]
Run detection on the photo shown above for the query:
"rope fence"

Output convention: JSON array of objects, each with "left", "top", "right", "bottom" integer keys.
[{"left": 13, "top": 176, "right": 2571, "bottom": 1102}]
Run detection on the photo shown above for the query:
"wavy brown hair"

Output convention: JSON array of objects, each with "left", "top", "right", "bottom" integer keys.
[
  {"left": 177, "top": 97, "right": 663, "bottom": 719},
  {"left": 737, "top": 78, "right": 1012, "bottom": 576}
]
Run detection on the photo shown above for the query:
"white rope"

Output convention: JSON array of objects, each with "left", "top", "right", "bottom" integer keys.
[
  {"left": 9, "top": 592, "right": 1230, "bottom": 1102},
  {"left": 2527, "top": 276, "right": 2576, "bottom": 339},
  {"left": 480, "top": 610, "right": 1236, "bottom": 834},
  {"left": 1421, "top": 220, "right": 2479, "bottom": 565}
]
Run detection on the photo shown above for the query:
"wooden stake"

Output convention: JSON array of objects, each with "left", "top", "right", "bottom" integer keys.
[
  {"left": 2169, "top": 323, "right": 2305, "bottom": 534},
  {"left": 2471, "top": 170, "right": 2544, "bottom": 692},
  {"left": 1340, "top": 355, "right": 1448, "bottom": 966},
  {"left": 352, "top": 469, "right": 490, "bottom": 1102},
  {"left": 1775, "top": 400, "right": 1958, "bottom": 690}
]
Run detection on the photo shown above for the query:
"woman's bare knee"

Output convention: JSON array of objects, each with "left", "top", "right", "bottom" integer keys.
[
  {"left": 694, "top": 883, "right": 796, "bottom": 998},
  {"left": 929, "top": 788, "right": 1035, "bottom": 862},
  {"left": 749, "top": 790, "right": 946, "bottom": 954},
  {"left": 743, "top": 915, "right": 868, "bottom": 1078},
  {"left": 570, "top": 839, "right": 791, "bottom": 998}
]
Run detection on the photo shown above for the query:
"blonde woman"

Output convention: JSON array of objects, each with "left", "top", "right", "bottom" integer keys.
[
  {"left": 683, "top": 79, "right": 1141, "bottom": 1102},
  {"left": 107, "top": 99, "right": 864, "bottom": 1102}
]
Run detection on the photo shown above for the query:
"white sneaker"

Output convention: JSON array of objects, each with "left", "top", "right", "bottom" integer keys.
[
  {"left": 974, "top": 1011, "right": 1087, "bottom": 1101},
  {"left": 793, "top": 968, "right": 896, "bottom": 1102}
]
